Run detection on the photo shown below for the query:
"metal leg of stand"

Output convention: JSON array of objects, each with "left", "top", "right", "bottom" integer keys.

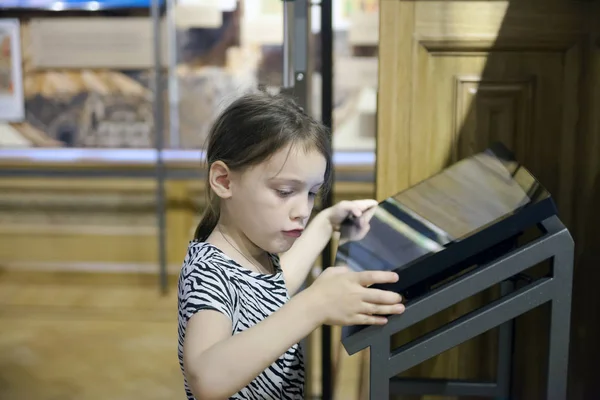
[
  {"left": 546, "top": 244, "right": 574, "bottom": 400},
  {"left": 496, "top": 280, "right": 515, "bottom": 399},
  {"left": 370, "top": 338, "right": 390, "bottom": 400}
]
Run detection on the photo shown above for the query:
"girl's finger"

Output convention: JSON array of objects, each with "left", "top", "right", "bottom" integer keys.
[
  {"left": 361, "top": 287, "right": 403, "bottom": 304},
  {"left": 353, "top": 199, "right": 378, "bottom": 210},
  {"left": 364, "top": 206, "right": 377, "bottom": 220},
  {"left": 354, "top": 314, "right": 388, "bottom": 325}
]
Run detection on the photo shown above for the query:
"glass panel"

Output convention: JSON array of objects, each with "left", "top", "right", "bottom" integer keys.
[
  {"left": 0, "top": 0, "right": 379, "bottom": 170},
  {"left": 0, "top": 8, "right": 162, "bottom": 158},
  {"left": 331, "top": 0, "right": 378, "bottom": 154},
  {"left": 170, "top": 0, "right": 289, "bottom": 150}
]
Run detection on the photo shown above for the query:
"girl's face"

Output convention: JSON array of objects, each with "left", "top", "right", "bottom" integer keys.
[{"left": 218, "top": 143, "right": 327, "bottom": 255}]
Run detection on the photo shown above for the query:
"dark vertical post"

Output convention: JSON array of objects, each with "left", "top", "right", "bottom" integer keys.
[
  {"left": 320, "top": 0, "right": 334, "bottom": 398},
  {"left": 496, "top": 280, "right": 515, "bottom": 399},
  {"left": 280, "top": 1, "right": 313, "bottom": 396},
  {"left": 370, "top": 337, "right": 390, "bottom": 400},
  {"left": 151, "top": 0, "right": 168, "bottom": 295},
  {"left": 547, "top": 239, "right": 574, "bottom": 400}
]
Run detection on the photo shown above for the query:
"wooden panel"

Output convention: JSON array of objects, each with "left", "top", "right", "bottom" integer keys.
[
  {"left": 0, "top": 169, "right": 374, "bottom": 273},
  {"left": 455, "top": 77, "right": 534, "bottom": 159},
  {"left": 375, "top": 1, "right": 600, "bottom": 399},
  {"left": 375, "top": 0, "right": 413, "bottom": 201}
]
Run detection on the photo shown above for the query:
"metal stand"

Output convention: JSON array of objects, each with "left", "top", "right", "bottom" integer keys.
[
  {"left": 319, "top": 1, "right": 334, "bottom": 399},
  {"left": 342, "top": 216, "right": 574, "bottom": 400},
  {"left": 278, "top": 2, "right": 328, "bottom": 399},
  {"left": 279, "top": 0, "right": 312, "bottom": 113}
]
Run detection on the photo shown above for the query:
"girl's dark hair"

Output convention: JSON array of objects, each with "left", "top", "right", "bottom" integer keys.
[{"left": 194, "top": 91, "right": 333, "bottom": 241}]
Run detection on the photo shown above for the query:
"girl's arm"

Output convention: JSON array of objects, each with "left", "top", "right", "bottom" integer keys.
[
  {"left": 279, "top": 210, "right": 334, "bottom": 296},
  {"left": 183, "top": 289, "right": 321, "bottom": 400},
  {"left": 281, "top": 199, "right": 377, "bottom": 296},
  {"left": 183, "top": 267, "right": 404, "bottom": 400}
]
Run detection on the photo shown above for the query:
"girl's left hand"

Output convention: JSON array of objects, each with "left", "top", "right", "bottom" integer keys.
[{"left": 325, "top": 199, "right": 378, "bottom": 244}]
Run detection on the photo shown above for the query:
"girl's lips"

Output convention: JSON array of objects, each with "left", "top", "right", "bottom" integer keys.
[{"left": 282, "top": 230, "right": 303, "bottom": 238}]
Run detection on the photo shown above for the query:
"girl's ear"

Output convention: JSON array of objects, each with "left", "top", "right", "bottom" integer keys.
[{"left": 208, "top": 161, "right": 233, "bottom": 199}]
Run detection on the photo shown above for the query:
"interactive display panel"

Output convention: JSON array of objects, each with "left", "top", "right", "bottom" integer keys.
[{"left": 335, "top": 143, "right": 555, "bottom": 292}]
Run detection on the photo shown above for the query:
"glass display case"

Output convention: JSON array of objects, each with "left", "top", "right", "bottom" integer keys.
[
  {"left": 0, "top": 0, "right": 379, "bottom": 164},
  {"left": 0, "top": 1, "right": 379, "bottom": 301}
]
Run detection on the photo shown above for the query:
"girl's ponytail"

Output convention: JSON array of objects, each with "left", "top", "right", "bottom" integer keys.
[{"left": 194, "top": 187, "right": 220, "bottom": 241}]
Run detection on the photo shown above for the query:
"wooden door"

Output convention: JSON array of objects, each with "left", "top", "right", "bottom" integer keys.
[{"left": 375, "top": 0, "right": 600, "bottom": 399}]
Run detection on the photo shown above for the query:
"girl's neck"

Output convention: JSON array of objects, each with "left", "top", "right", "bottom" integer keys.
[{"left": 207, "top": 218, "right": 273, "bottom": 274}]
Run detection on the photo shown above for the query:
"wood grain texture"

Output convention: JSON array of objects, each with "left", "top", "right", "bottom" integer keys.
[
  {"left": 375, "top": 0, "right": 414, "bottom": 201},
  {"left": 0, "top": 167, "right": 374, "bottom": 271},
  {"left": 374, "top": 1, "right": 600, "bottom": 399}
]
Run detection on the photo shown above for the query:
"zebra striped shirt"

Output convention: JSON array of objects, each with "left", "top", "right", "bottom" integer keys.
[{"left": 177, "top": 241, "right": 305, "bottom": 400}]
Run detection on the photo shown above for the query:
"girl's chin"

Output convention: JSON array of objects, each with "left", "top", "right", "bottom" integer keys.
[{"left": 267, "top": 238, "right": 296, "bottom": 254}]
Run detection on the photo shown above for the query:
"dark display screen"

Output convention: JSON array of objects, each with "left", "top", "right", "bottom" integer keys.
[{"left": 335, "top": 145, "right": 550, "bottom": 274}]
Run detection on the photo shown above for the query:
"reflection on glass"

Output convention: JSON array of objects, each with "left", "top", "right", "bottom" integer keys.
[
  {"left": 335, "top": 144, "right": 550, "bottom": 274},
  {"left": 0, "top": 0, "right": 381, "bottom": 170}
]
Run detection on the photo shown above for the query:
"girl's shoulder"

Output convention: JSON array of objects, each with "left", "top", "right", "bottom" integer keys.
[
  {"left": 182, "top": 241, "right": 231, "bottom": 271},
  {"left": 182, "top": 241, "right": 283, "bottom": 281}
]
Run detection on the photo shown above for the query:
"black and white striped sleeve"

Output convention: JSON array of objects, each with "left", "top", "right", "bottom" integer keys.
[{"left": 179, "top": 260, "right": 235, "bottom": 323}]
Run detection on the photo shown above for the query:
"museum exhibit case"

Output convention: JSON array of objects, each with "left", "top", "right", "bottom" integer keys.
[{"left": 0, "top": 0, "right": 379, "bottom": 280}]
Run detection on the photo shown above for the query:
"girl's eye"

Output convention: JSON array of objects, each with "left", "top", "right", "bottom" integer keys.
[
  {"left": 276, "top": 189, "right": 293, "bottom": 197},
  {"left": 309, "top": 192, "right": 317, "bottom": 198}
]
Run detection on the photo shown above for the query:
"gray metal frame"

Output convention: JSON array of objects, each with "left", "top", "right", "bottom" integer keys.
[
  {"left": 151, "top": 0, "right": 168, "bottom": 294},
  {"left": 279, "top": 1, "right": 315, "bottom": 395},
  {"left": 280, "top": 0, "right": 311, "bottom": 113},
  {"left": 342, "top": 216, "right": 574, "bottom": 400}
]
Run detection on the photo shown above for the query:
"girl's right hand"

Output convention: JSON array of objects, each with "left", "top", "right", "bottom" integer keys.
[{"left": 307, "top": 266, "right": 405, "bottom": 326}]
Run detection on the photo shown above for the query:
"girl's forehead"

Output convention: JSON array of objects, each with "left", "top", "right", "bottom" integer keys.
[{"left": 255, "top": 144, "right": 327, "bottom": 182}]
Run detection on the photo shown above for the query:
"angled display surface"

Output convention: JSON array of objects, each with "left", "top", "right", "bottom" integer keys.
[{"left": 336, "top": 143, "right": 557, "bottom": 331}]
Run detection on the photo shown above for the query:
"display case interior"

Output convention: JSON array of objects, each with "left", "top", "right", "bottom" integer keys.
[{"left": 0, "top": 0, "right": 380, "bottom": 157}]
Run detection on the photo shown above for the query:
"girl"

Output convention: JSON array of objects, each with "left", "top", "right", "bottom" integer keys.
[{"left": 178, "top": 91, "right": 405, "bottom": 400}]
